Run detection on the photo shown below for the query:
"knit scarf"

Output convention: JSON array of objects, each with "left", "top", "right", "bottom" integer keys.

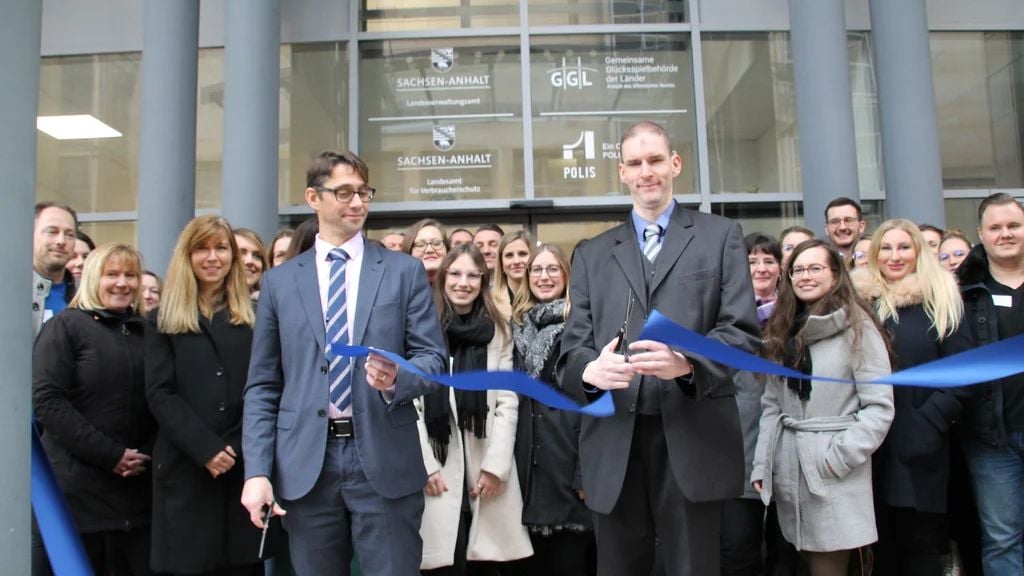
[
  {"left": 512, "top": 299, "right": 566, "bottom": 379},
  {"left": 423, "top": 305, "right": 494, "bottom": 465},
  {"left": 784, "top": 306, "right": 813, "bottom": 400}
]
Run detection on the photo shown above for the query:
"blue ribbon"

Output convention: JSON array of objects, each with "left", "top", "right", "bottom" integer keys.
[
  {"left": 31, "top": 425, "right": 93, "bottom": 576},
  {"left": 639, "top": 310, "right": 1024, "bottom": 388},
  {"left": 332, "top": 345, "right": 615, "bottom": 417}
]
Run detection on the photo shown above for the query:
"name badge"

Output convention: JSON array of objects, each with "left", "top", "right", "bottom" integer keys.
[{"left": 993, "top": 294, "right": 1013, "bottom": 308}]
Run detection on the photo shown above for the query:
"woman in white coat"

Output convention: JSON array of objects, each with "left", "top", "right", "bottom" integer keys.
[
  {"left": 416, "top": 242, "right": 533, "bottom": 575},
  {"left": 751, "top": 239, "right": 895, "bottom": 576}
]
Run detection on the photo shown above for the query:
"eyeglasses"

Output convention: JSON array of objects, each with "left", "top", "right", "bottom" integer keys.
[
  {"left": 529, "top": 265, "right": 562, "bottom": 278},
  {"left": 826, "top": 217, "right": 860, "bottom": 227},
  {"left": 853, "top": 251, "right": 867, "bottom": 261},
  {"left": 448, "top": 271, "right": 483, "bottom": 283},
  {"left": 314, "top": 184, "right": 376, "bottom": 203},
  {"left": 789, "top": 264, "right": 832, "bottom": 278},
  {"left": 412, "top": 239, "right": 445, "bottom": 251},
  {"left": 938, "top": 249, "right": 968, "bottom": 261}
]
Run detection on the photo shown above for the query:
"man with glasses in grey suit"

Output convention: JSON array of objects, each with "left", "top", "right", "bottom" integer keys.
[{"left": 241, "top": 150, "right": 447, "bottom": 575}]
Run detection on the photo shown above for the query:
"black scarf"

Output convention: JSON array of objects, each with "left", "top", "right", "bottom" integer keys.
[
  {"left": 512, "top": 299, "right": 566, "bottom": 379},
  {"left": 784, "top": 305, "right": 813, "bottom": 400},
  {"left": 423, "top": 305, "right": 494, "bottom": 464}
]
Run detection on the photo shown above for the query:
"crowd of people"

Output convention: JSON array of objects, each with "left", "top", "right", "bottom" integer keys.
[{"left": 27, "top": 120, "right": 1024, "bottom": 576}]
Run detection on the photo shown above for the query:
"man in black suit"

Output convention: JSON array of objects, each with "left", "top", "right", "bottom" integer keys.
[{"left": 559, "top": 121, "right": 760, "bottom": 575}]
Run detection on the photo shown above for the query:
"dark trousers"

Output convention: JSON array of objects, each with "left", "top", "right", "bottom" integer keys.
[
  {"left": 594, "top": 415, "right": 721, "bottom": 576},
  {"left": 720, "top": 498, "right": 764, "bottom": 576},
  {"left": 79, "top": 528, "right": 153, "bottom": 575},
  {"left": 508, "top": 530, "right": 593, "bottom": 576},
  {"left": 875, "top": 506, "right": 945, "bottom": 576},
  {"left": 284, "top": 437, "right": 424, "bottom": 576}
]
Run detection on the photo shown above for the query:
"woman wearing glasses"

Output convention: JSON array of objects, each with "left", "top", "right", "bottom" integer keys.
[
  {"left": 751, "top": 239, "right": 894, "bottom": 576},
  {"left": 852, "top": 219, "right": 965, "bottom": 575},
  {"left": 404, "top": 218, "right": 449, "bottom": 287},
  {"left": 510, "top": 244, "right": 592, "bottom": 575},
  {"left": 939, "top": 230, "right": 972, "bottom": 273},
  {"left": 417, "top": 243, "right": 532, "bottom": 574}
]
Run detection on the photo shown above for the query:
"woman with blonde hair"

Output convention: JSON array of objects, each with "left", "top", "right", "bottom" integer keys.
[
  {"left": 233, "top": 228, "right": 266, "bottom": 299},
  {"left": 510, "top": 244, "right": 593, "bottom": 574},
  {"left": 416, "top": 242, "right": 532, "bottom": 574},
  {"left": 752, "top": 239, "right": 894, "bottom": 576},
  {"left": 145, "top": 215, "right": 269, "bottom": 575},
  {"left": 938, "top": 229, "right": 972, "bottom": 273},
  {"left": 852, "top": 218, "right": 965, "bottom": 575},
  {"left": 34, "top": 243, "right": 156, "bottom": 574},
  {"left": 492, "top": 231, "right": 533, "bottom": 318}
]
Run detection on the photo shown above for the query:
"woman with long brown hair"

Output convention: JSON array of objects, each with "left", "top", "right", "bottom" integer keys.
[
  {"left": 145, "top": 215, "right": 267, "bottom": 575},
  {"left": 417, "top": 242, "right": 532, "bottom": 574},
  {"left": 751, "top": 239, "right": 894, "bottom": 576}
]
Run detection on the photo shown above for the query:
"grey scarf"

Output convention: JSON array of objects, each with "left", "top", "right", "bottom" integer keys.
[{"left": 513, "top": 299, "right": 566, "bottom": 378}]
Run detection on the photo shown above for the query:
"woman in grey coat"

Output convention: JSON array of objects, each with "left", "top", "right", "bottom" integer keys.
[{"left": 752, "top": 239, "right": 895, "bottom": 576}]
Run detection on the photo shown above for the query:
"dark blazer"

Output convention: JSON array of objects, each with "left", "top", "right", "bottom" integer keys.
[
  {"left": 33, "top": 308, "right": 154, "bottom": 533},
  {"left": 558, "top": 205, "right": 760, "bottom": 513},
  {"left": 952, "top": 244, "right": 1011, "bottom": 446},
  {"left": 145, "top": 309, "right": 264, "bottom": 573},
  {"left": 875, "top": 304, "right": 965, "bottom": 514},
  {"left": 243, "top": 241, "right": 447, "bottom": 501}
]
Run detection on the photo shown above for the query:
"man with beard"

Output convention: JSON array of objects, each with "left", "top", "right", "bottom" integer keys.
[
  {"left": 32, "top": 202, "right": 78, "bottom": 336},
  {"left": 824, "top": 197, "right": 866, "bottom": 259}
]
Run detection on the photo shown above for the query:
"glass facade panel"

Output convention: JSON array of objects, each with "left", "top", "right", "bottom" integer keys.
[
  {"left": 944, "top": 198, "right": 983, "bottom": 244},
  {"left": 702, "top": 33, "right": 883, "bottom": 196},
  {"left": 363, "top": 0, "right": 519, "bottom": 32},
  {"left": 528, "top": 0, "right": 686, "bottom": 26},
  {"left": 531, "top": 34, "right": 696, "bottom": 198},
  {"left": 196, "top": 43, "right": 350, "bottom": 209},
  {"left": 359, "top": 38, "right": 524, "bottom": 202},
  {"left": 932, "top": 32, "right": 1024, "bottom": 189},
  {"left": 703, "top": 33, "right": 799, "bottom": 194},
  {"left": 535, "top": 218, "right": 622, "bottom": 257},
  {"left": 37, "top": 53, "right": 141, "bottom": 213}
]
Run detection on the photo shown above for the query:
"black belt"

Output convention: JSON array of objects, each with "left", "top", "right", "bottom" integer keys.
[{"left": 327, "top": 417, "right": 355, "bottom": 438}]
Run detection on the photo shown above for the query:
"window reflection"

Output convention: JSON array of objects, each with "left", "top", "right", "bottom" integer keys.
[
  {"left": 37, "top": 53, "right": 141, "bottom": 213},
  {"left": 702, "top": 33, "right": 884, "bottom": 197},
  {"left": 363, "top": 0, "right": 519, "bottom": 31},
  {"left": 932, "top": 32, "right": 1024, "bottom": 189},
  {"left": 529, "top": 0, "right": 686, "bottom": 26}
]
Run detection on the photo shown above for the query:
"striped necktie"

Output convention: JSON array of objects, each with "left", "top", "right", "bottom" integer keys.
[
  {"left": 643, "top": 224, "right": 663, "bottom": 263},
  {"left": 326, "top": 248, "right": 352, "bottom": 416}
]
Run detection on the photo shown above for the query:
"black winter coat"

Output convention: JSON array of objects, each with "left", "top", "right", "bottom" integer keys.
[
  {"left": 33, "top": 308, "right": 154, "bottom": 533},
  {"left": 145, "top": 309, "right": 265, "bottom": 573},
  {"left": 875, "top": 304, "right": 965, "bottom": 513},
  {"left": 953, "top": 244, "right": 1012, "bottom": 446},
  {"left": 513, "top": 334, "right": 592, "bottom": 530}
]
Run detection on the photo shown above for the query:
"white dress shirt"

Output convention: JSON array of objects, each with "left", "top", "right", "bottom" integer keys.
[{"left": 315, "top": 232, "right": 364, "bottom": 417}]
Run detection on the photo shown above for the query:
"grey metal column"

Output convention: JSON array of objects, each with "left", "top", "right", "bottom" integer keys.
[
  {"left": 138, "top": 0, "right": 199, "bottom": 276},
  {"left": 870, "top": 0, "right": 945, "bottom": 226},
  {"left": 222, "top": 0, "right": 281, "bottom": 242},
  {"left": 0, "top": 1, "right": 41, "bottom": 572},
  {"left": 789, "top": 0, "right": 861, "bottom": 234}
]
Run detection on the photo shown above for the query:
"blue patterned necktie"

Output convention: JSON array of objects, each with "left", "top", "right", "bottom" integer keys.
[
  {"left": 326, "top": 248, "right": 352, "bottom": 416},
  {"left": 643, "top": 224, "right": 663, "bottom": 263}
]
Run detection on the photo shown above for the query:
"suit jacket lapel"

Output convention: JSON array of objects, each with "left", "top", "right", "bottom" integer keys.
[
  {"left": 294, "top": 249, "right": 326, "bottom": 352},
  {"left": 650, "top": 207, "right": 694, "bottom": 296},
  {"left": 353, "top": 241, "right": 384, "bottom": 346},
  {"left": 611, "top": 223, "right": 649, "bottom": 313}
]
